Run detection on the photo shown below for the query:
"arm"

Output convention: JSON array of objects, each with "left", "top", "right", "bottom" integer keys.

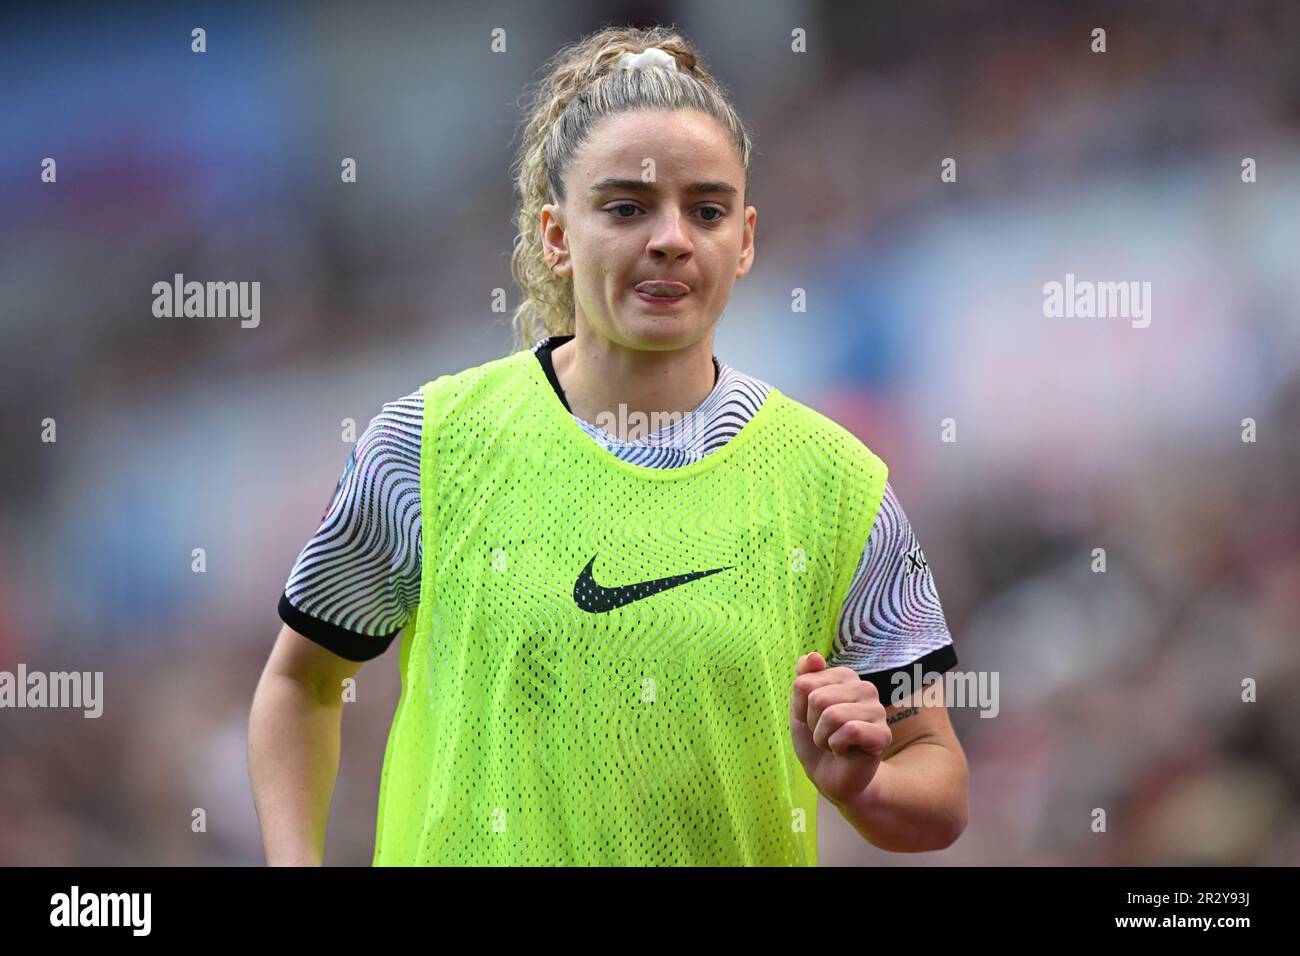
[
  {"left": 248, "top": 623, "right": 364, "bottom": 866},
  {"left": 830, "top": 679, "right": 969, "bottom": 852},
  {"left": 813, "top": 480, "right": 967, "bottom": 850}
]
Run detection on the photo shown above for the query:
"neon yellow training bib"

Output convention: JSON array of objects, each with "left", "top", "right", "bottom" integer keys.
[{"left": 372, "top": 347, "right": 888, "bottom": 865}]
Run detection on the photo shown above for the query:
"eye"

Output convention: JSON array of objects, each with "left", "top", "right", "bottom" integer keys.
[{"left": 604, "top": 203, "right": 727, "bottom": 223}]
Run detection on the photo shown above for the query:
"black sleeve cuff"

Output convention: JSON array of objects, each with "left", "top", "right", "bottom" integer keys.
[
  {"left": 277, "top": 592, "right": 400, "bottom": 662},
  {"left": 858, "top": 643, "right": 958, "bottom": 705}
]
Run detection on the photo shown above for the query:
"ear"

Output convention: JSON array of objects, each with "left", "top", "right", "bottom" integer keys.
[
  {"left": 735, "top": 204, "right": 757, "bottom": 279},
  {"left": 540, "top": 203, "right": 572, "bottom": 277}
]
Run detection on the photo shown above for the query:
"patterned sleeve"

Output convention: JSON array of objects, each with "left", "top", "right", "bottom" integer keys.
[
  {"left": 826, "top": 480, "right": 958, "bottom": 702},
  {"left": 276, "top": 389, "right": 424, "bottom": 661}
]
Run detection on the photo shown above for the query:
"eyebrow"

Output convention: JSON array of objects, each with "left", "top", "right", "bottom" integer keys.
[{"left": 589, "top": 177, "right": 738, "bottom": 197}]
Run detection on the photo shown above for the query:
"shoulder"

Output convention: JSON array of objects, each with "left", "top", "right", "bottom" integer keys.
[
  {"left": 758, "top": 385, "right": 891, "bottom": 549},
  {"left": 420, "top": 349, "right": 534, "bottom": 422},
  {"left": 421, "top": 349, "right": 531, "bottom": 398},
  {"left": 372, "top": 387, "right": 425, "bottom": 425},
  {"left": 764, "top": 386, "right": 887, "bottom": 472},
  {"left": 354, "top": 388, "right": 424, "bottom": 460}
]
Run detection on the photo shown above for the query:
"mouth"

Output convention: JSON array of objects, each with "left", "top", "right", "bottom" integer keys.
[{"left": 633, "top": 280, "right": 691, "bottom": 306}]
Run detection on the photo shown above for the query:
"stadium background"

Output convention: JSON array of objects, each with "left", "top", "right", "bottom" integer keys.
[{"left": 1, "top": 0, "right": 1297, "bottom": 864}]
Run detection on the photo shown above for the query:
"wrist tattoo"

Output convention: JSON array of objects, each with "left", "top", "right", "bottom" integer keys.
[{"left": 886, "top": 707, "right": 919, "bottom": 726}]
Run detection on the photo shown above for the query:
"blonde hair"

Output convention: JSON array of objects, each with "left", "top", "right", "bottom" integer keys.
[{"left": 508, "top": 25, "right": 755, "bottom": 353}]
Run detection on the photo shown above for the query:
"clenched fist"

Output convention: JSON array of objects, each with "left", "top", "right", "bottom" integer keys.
[{"left": 790, "top": 652, "right": 892, "bottom": 805}]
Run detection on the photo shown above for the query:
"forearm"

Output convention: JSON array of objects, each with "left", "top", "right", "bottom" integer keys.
[
  {"left": 832, "top": 740, "right": 969, "bottom": 852},
  {"left": 248, "top": 673, "right": 345, "bottom": 866}
]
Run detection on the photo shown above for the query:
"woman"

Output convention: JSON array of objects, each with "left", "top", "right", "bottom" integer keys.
[{"left": 250, "top": 25, "right": 968, "bottom": 866}]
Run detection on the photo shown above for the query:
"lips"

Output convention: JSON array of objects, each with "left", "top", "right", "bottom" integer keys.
[{"left": 634, "top": 280, "right": 691, "bottom": 297}]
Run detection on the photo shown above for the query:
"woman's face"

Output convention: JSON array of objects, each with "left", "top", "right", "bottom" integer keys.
[{"left": 541, "top": 108, "right": 756, "bottom": 351}]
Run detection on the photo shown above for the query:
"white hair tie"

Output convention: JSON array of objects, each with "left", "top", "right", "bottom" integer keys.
[{"left": 617, "top": 47, "right": 678, "bottom": 73}]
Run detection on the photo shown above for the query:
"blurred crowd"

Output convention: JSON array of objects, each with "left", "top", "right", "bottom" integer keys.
[{"left": 1, "top": 1, "right": 1297, "bottom": 864}]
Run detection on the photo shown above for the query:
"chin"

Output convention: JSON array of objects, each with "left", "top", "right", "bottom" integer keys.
[{"left": 615, "top": 316, "right": 708, "bottom": 350}]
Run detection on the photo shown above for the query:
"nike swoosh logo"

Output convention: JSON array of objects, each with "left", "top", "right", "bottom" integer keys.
[{"left": 573, "top": 554, "right": 732, "bottom": 613}]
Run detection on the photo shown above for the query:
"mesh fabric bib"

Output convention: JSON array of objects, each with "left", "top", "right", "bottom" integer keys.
[{"left": 373, "top": 348, "right": 888, "bottom": 865}]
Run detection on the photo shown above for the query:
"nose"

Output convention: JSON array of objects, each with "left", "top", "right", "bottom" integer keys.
[{"left": 647, "top": 209, "right": 693, "bottom": 262}]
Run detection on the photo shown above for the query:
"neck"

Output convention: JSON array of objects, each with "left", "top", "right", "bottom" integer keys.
[{"left": 551, "top": 325, "right": 717, "bottom": 443}]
